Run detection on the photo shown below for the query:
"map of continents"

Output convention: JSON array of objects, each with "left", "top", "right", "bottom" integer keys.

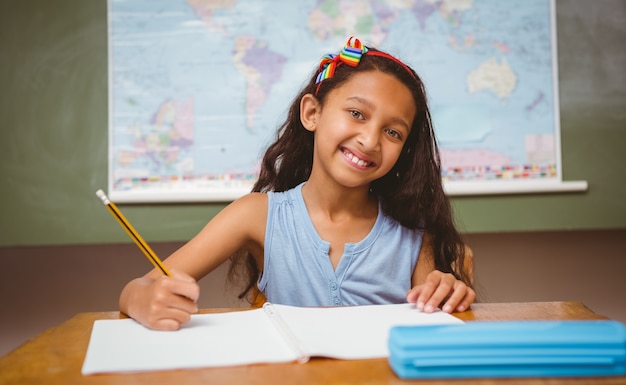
[{"left": 109, "top": 0, "right": 558, "bottom": 199}]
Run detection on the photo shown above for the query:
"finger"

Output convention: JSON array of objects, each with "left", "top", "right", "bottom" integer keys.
[
  {"left": 146, "top": 307, "right": 193, "bottom": 330},
  {"left": 406, "top": 286, "right": 421, "bottom": 304},
  {"left": 423, "top": 280, "right": 454, "bottom": 313},
  {"left": 415, "top": 279, "right": 439, "bottom": 311},
  {"left": 162, "top": 288, "right": 199, "bottom": 314},
  {"left": 454, "top": 287, "right": 476, "bottom": 312},
  {"left": 147, "top": 278, "right": 199, "bottom": 323},
  {"left": 159, "top": 274, "right": 201, "bottom": 304},
  {"left": 145, "top": 289, "right": 197, "bottom": 330},
  {"left": 168, "top": 269, "right": 201, "bottom": 302},
  {"left": 406, "top": 283, "right": 438, "bottom": 308},
  {"left": 151, "top": 319, "right": 182, "bottom": 331},
  {"left": 415, "top": 271, "right": 451, "bottom": 312},
  {"left": 440, "top": 283, "right": 469, "bottom": 313}
]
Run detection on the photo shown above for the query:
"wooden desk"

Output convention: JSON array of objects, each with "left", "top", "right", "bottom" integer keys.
[{"left": 1, "top": 302, "right": 624, "bottom": 385}]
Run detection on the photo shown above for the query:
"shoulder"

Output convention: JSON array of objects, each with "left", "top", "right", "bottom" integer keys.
[
  {"left": 229, "top": 185, "right": 301, "bottom": 222},
  {"left": 225, "top": 192, "right": 268, "bottom": 219},
  {"left": 236, "top": 191, "right": 268, "bottom": 205},
  {"left": 210, "top": 192, "right": 268, "bottom": 235},
  {"left": 213, "top": 192, "right": 268, "bottom": 255}
]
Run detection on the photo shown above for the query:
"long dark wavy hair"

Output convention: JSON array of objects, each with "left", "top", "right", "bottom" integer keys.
[{"left": 228, "top": 44, "right": 473, "bottom": 302}]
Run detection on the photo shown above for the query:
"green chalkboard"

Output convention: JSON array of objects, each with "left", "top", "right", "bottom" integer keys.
[{"left": 1, "top": 0, "right": 624, "bottom": 247}]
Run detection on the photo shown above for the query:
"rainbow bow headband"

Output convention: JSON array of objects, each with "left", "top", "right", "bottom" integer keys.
[{"left": 315, "top": 37, "right": 416, "bottom": 90}]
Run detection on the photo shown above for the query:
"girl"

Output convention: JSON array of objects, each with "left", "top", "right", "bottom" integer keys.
[{"left": 119, "top": 37, "right": 476, "bottom": 330}]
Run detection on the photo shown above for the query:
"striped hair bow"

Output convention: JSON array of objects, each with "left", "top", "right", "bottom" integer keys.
[{"left": 315, "top": 37, "right": 368, "bottom": 84}]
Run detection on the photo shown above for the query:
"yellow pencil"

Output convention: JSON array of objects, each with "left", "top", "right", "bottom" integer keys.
[{"left": 96, "top": 189, "right": 171, "bottom": 277}]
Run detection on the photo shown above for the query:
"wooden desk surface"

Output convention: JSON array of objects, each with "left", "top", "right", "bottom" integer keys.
[{"left": 1, "top": 302, "right": 624, "bottom": 385}]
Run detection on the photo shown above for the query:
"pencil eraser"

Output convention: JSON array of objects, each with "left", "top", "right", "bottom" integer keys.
[{"left": 96, "top": 189, "right": 110, "bottom": 205}]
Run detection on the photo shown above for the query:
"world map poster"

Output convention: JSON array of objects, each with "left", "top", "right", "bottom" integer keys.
[{"left": 107, "top": 0, "right": 580, "bottom": 203}]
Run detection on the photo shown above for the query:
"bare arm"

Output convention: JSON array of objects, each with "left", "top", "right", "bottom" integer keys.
[
  {"left": 119, "top": 193, "right": 267, "bottom": 329},
  {"left": 407, "top": 233, "right": 476, "bottom": 313}
]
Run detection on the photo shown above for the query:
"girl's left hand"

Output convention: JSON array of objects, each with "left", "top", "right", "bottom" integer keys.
[{"left": 406, "top": 270, "right": 475, "bottom": 313}]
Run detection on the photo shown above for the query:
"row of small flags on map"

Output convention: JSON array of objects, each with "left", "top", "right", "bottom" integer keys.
[
  {"left": 115, "top": 164, "right": 558, "bottom": 190},
  {"left": 114, "top": 172, "right": 257, "bottom": 190},
  {"left": 442, "top": 164, "right": 558, "bottom": 181}
]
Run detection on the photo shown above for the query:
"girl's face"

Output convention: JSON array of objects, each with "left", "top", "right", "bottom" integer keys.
[{"left": 303, "top": 70, "right": 416, "bottom": 189}]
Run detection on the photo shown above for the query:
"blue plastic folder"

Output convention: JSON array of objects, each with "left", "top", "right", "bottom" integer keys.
[{"left": 388, "top": 320, "right": 626, "bottom": 379}]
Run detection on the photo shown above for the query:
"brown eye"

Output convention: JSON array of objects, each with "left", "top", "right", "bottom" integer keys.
[
  {"left": 385, "top": 128, "right": 402, "bottom": 140},
  {"left": 349, "top": 109, "right": 364, "bottom": 120}
]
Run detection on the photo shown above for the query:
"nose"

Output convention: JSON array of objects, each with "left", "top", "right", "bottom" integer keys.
[{"left": 356, "top": 125, "right": 381, "bottom": 152}]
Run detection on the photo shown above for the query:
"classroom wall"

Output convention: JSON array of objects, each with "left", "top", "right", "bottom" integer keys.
[{"left": 1, "top": 0, "right": 625, "bottom": 248}]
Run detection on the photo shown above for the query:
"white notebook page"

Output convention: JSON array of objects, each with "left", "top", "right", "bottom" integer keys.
[{"left": 82, "top": 303, "right": 463, "bottom": 374}]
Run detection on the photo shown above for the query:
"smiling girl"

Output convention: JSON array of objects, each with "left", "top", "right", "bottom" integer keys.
[{"left": 119, "top": 37, "right": 476, "bottom": 330}]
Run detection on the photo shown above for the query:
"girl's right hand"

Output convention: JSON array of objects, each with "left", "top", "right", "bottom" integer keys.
[{"left": 120, "top": 269, "right": 200, "bottom": 331}]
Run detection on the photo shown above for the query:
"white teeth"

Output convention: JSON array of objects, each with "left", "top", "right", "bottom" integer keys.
[{"left": 345, "top": 151, "right": 370, "bottom": 167}]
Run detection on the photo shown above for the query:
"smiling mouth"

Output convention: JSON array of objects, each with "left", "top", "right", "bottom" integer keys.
[{"left": 343, "top": 149, "right": 375, "bottom": 167}]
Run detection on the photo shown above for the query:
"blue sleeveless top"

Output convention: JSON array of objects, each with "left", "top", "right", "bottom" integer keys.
[{"left": 258, "top": 183, "right": 423, "bottom": 306}]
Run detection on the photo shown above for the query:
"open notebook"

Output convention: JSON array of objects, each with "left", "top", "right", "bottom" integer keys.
[{"left": 82, "top": 303, "right": 462, "bottom": 374}]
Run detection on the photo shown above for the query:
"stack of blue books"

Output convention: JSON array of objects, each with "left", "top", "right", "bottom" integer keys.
[{"left": 388, "top": 320, "right": 626, "bottom": 379}]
